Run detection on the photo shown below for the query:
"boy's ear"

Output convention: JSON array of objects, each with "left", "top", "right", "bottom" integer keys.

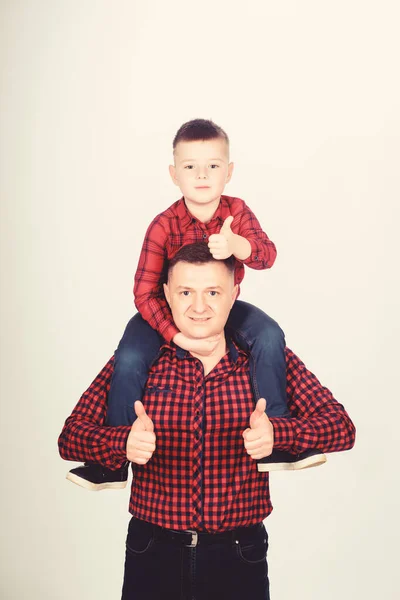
[
  {"left": 226, "top": 162, "right": 234, "bottom": 184},
  {"left": 163, "top": 282, "right": 171, "bottom": 306},
  {"left": 169, "top": 164, "right": 178, "bottom": 186}
]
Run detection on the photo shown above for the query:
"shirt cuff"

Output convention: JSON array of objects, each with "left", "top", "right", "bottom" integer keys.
[
  {"left": 103, "top": 426, "right": 131, "bottom": 463},
  {"left": 269, "top": 417, "right": 295, "bottom": 452},
  {"left": 241, "top": 239, "right": 262, "bottom": 266},
  {"left": 161, "top": 322, "right": 180, "bottom": 343}
]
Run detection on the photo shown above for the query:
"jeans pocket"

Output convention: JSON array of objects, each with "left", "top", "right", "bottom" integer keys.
[
  {"left": 126, "top": 518, "right": 155, "bottom": 555},
  {"left": 235, "top": 526, "right": 268, "bottom": 565}
]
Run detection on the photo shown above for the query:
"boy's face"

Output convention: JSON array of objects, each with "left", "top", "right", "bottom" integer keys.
[{"left": 169, "top": 138, "right": 234, "bottom": 208}]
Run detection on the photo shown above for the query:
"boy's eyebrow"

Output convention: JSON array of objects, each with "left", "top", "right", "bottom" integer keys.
[{"left": 180, "top": 158, "right": 225, "bottom": 163}]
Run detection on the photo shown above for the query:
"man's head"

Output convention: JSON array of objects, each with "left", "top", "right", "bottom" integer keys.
[
  {"left": 163, "top": 242, "right": 238, "bottom": 340},
  {"left": 169, "top": 119, "right": 234, "bottom": 209}
]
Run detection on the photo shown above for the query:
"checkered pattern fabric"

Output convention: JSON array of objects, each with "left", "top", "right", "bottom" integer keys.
[
  {"left": 58, "top": 344, "right": 356, "bottom": 533},
  {"left": 134, "top": 196, "right": 277, "bottom": 342}
]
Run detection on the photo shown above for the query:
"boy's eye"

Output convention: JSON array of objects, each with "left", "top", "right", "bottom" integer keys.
[
  {"left": 184, "top": 165, "right": 194, "bottom": 169},
  {"left": 210, "top": 164, "right": 219, "bottom": 169}
]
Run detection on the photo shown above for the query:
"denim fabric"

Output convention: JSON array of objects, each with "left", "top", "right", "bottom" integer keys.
[
  {"left": 107, "top": 300, "right": 289, "bottom": 426},
  {"left": 227, "top": 300, "right": 290, "bottom": 418},
  {"left": 106, "top": 314, "right": 161, "bottom": 426},
  {"left": 121, "top": 517, "right": 270, "bottom": 600}
]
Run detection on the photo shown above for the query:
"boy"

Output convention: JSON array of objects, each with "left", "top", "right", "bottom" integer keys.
[{"left": 67, "top": 119, "right": 325, "bottom": 490}]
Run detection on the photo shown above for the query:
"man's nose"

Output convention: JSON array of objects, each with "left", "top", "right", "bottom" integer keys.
[{"left": 192, "top": 294, "right": 206, "bottom": 312}]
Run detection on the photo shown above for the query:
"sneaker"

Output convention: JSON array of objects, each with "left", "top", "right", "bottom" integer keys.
[
  {"left": 257, "top": 449, "right": 327, "bottom": 472},
  {"left": 66, "top": 462, "right": 129, "bottom": 491}
]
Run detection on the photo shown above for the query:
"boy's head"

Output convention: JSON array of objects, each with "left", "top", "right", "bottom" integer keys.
[{"left": 169, "top": 119, "right": 234, "bottom": 211}]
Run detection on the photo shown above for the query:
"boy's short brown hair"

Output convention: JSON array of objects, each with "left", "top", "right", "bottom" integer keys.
[{"left": 173, "top": 119, "right": 229, "bottom": 150}]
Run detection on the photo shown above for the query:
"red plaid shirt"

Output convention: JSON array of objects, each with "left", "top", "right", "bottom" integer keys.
[
  {"left": 58, "top": 344, "right": 356, "bottom": 533},
  {"left": 134, "top": 196, "right": 277, "bottom": 342}
]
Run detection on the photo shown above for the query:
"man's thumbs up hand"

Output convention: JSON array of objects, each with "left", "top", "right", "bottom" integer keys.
[
  {"left": 242, "top": 398, "right": 274, "bottom": 460},
  {"left": 208, "top": 215, "right": 235, "bottom": 259},
  {"left": 126, "top": 401, "right": 156, "bottom": 465}
]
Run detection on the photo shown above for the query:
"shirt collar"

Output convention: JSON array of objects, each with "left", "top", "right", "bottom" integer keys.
[{"left": 175, "top": 195, "right": 232, "bottom": 227}]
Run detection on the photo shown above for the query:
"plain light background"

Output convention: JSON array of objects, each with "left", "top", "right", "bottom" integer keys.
[{"left": 1, "top": 1, "right": 399, "bottom": 598}]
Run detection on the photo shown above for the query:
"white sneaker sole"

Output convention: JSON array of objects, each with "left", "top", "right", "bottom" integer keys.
[
  {"left": 257, "top": 453, "right": 327, "bottom": 472},
  {"left": 66, "top": 472, "right": 128, "bottom": 491}
]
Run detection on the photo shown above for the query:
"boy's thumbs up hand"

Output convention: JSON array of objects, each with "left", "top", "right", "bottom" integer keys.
[
  {"left": 126, "top": 401, "right": 156, "bottom": 465},
  {"left": 242, "top": 398, "right": 274, "bottom": 460},
  {"left": 208, "top": 215, "right": 235, "bottom": 259}
]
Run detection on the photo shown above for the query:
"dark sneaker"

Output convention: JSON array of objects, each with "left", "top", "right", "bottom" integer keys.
[
  {"left": 66, "top": 462, "right": 129, "bottom": 491},
  {"left": 257, "top": 449, "right": 327, "bottom": 472}
]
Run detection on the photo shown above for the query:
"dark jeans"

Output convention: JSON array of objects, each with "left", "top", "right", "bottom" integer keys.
[
  {"left": 107, "top": 300, "right": 289, "bottom": 426},
  {"left": 121, "top": 517, "right": 270, "bottom": 600}
]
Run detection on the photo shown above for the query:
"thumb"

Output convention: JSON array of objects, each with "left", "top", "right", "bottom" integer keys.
[
  {"left": 249, "top": 398, "right": 267, "bottom": 429},
  {"left": 134, "top": 400, "right": 154, "bottom": 432},
  {"left": 221, "top": 215, "right": 234, "bottom": 233}
]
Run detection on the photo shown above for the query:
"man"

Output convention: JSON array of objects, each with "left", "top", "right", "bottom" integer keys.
[{"left": 58, "top": 242, "right": 356, "bottom": 600}]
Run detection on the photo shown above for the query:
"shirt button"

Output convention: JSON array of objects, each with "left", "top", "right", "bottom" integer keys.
[
  {"left": 195, "top": 409, "right": 200, "bottom": 416},
  {"left": 203, "top": 233, "right": 207, "bottom": 239},
  {"left": 195, "top": 432, "right": 200, "bottom": 440},
  {"left": 255, "top": 255, "right": 258, "bottom": 260}
]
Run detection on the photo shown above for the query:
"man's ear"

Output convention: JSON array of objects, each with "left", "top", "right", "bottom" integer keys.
[
  {"left": 163, "top": 282, "right": 171, "bottom": 306},
  {"left": 231, "top": 283, "right": 239, "bottom": 306},
  {"left": 169, "top": 164, "right": 178, "bottom": 186}
]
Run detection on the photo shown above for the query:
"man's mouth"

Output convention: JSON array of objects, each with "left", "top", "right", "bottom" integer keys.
[{"left": 189, "top": 317, "right": 211, "bottom": 322}]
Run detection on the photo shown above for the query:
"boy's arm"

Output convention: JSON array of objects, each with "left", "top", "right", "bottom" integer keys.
[
  {"left": 235, "top": 202, "right": 277, "bottom": 269},
  {"left": 57, "top": 358, "right": 131, "bottom": 469},
  {"left": 208, "top": 201, "right": 277, "bottom": 269},
  {"left": 270, "top": 348, "right": 356, "bottom": 454},
  {"left": 134, "top": 215, "right": 179, "bottom": 343}
]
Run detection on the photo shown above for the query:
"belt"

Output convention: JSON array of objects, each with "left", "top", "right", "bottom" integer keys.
[{"left": 153, "top": 521, "right": 263, "bottom": 548}]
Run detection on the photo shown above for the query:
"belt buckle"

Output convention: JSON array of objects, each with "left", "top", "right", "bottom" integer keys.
[{"left": 186, "top": 530, "right": 198, "bottom": 548}]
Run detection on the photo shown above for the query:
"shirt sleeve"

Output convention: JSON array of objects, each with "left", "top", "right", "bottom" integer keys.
[
  {"left": 57, "top": 358, "right": 131, "bottom": 469},
  {"left": 133, "top": 215, "right": 179, "bottom": 343},
  {"left": 270, "top": 348, "right": 356, "bottom": 454},
  {"left": 235, "top": 202, "right": 277, "bottom": 270}
]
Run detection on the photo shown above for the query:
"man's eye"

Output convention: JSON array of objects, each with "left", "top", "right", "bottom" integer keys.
[
  {"left": 209, "top": 290, "right": 218, "bottom": 296},
  {"left": 181, "top": 290, "right": 191, "bottom": 296}
]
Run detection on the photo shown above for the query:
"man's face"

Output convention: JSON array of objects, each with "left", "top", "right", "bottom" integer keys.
[
  {"left": 163, "top": 260, "right": 238, "bottom": 340},
  {"left": 169, "top": 138, "right": 234, "bottom": 208}
]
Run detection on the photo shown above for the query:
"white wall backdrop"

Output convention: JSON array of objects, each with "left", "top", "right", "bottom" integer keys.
[{"left": 1, "top": 1, "right": 399, "bottom": 599}]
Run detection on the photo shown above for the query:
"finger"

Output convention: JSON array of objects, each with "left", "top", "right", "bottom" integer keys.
[
  {"left": 221, "top": 215, "right": 234, "bottom": 231},
  {"left": 244, "top": 438, "right": 265, "bottom": 450},
  {"left": 243, "top": 427, "right": 263, "bottom": 442},
  {"left": 208, "top": 234, "right": 222, "bottom": 243},
  {"left": 133, "top": 449, "right": 154, "bottom": 460},
  {"left": 249, "top": 398, "right": 267, "bottom": 429},
  {"left": 134, "top": 401, "right": 154, "bottom": 432},
  {"left": 131, "top": 438, "right": 156, "bottom": 451}
]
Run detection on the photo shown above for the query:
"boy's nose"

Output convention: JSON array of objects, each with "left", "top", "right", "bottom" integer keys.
[{"left": 197, "top": 167, "right": 208, "bottom": 179}]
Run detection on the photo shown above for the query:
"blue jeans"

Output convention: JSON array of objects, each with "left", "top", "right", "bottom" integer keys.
[
  {"left": 121, "top": 517, "right": 270, "bottom": 599},
  {"left": 107, "top": 300, "right": 289, "bottom": 426}
]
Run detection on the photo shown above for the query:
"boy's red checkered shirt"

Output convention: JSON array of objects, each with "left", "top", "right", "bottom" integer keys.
[
  {"left": 58, "top": 343, "right": 356, "bottom": 533},
  {"left": 134, "top": 195, "right": 277, "bottom": 342}
]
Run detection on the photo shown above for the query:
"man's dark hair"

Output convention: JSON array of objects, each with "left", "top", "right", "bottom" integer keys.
[
  {"left": 172, "top": 119, "right": 229, "bottom": 150},
  {"left": 167, "top": 242, "right": 235, "bottom": 279}
]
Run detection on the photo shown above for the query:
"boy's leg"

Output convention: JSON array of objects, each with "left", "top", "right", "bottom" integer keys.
[
  {"left": 66, "top": 314, "right": 162, "bottom": 490},
  {"left": 227, "top": 300, "right": 326, "bottom": 471}
]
